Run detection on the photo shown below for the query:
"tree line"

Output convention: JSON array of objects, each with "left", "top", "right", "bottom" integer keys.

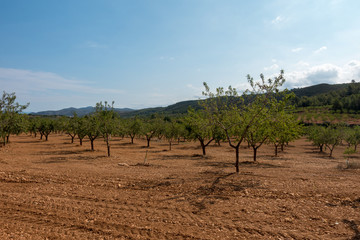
[
  {"left": 2, "top": 71, "right": 309, "bottom": 173},
  {"left": 7, "top": 71, "right": 359, "bottom": 172},
  {"left": 294, "top": 80, "right": 360, "bottom": 113}
]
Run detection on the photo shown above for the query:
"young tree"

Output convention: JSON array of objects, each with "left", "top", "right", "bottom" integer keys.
[
  {"left": 307, "top": 125, "right": 327, "bottom": 153},
  {"left": 126, "top": 118, "right": 142, "bottom": 144},
  {"left": 141, "top": 117, "right": 162, "bottom": 148},
  {"left": 268, "top": 111, "right": 301, "bottom": 157},
  {"left": 344, "top": 126, "right": 360, "bottom": 151},
  {"left": 202, "top": 70, "right": 293, "bottom": 172},
  {"left": 38, "top": 118, "right": 55, "bottom": 141},
  {"left": 185, "top": 108, "right": 216, "bottom": 156},
  {"left": 96, "top": 101, "right": 117, "bottom": 157},
  {"left": 323, "top": 126, "right": 343, "bottom": 157},
  {"left": 75, "top": 116, "right": 88, "bottom": 146},
  {"left": 163, "top": 118, "right": 182, "bottom": 151},
  {"left": 84, "top": 115, "right": 100, "bottom": 151},
  {"left": 0, "top": 91, "right": 29, "bottom": 145},
  {"left": 245, "top": 112, "right": 271, "bottom": 161}
]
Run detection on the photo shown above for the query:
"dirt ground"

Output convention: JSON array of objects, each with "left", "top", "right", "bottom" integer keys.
[{"left": 0, "top": 134, "right": 359, "bottom": 240}]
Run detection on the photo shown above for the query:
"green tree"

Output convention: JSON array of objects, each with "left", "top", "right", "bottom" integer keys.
[
  {"left": 38, "top": 118, "right": 55, "bottom": 141},
  {"left": 75, "top": 116, "right": 88, "bottom": 146},
  {"left": 202, "top": 70, "right": 290, "bottom": 172},
  {"left": 126, "top": 118, "right": 142, "bottom": 144},
  {"left": 185, "top": 108, "right": 215, "bottom": 156},
  {"left": 141, "top": 117, "right": 162, "bottom": 148},
  {"left": 0, "top": 91, "right": 29, "bottom": 145},
  {"left": 344, "top": 126, "right": 360, "bottom": 151},
  {"left": 96, "top": 101, "right": 117, "bottom": 157},
  {"left": 163, "top": 119, "right": 182, "bottom": 151},
  {"left": 84, "top": 115, "right": 100, "bottom": 151},
  {"left": 323, "top": 126, "right": 343, "bottom": 157}
]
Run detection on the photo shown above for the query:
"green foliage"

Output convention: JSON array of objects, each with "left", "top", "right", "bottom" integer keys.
[
  {"left": 38, "top": 118, "right": 55, "bottom": 141},
  {"left": 95, "top": 101, "right": 117, "bottom": 156},
  {"left": 0, "top": 91, "right": 29, "bottom": 144},
  {"left": 185, "top": 107, "right": 216, "bottom": 155},
  {"left": 202, "top": 70, "right": 298, "bottom": 172}
]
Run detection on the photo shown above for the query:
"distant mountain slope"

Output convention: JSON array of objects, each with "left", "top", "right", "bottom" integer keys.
[
  {"left": 290, "top": 83, "right": 349, "bottom": 97},
  {"left": 30, "top": 82, "right": 357, "bottom": 118},
  {"left": 31, "top": 106, "right": 134, "bottom": 117},
  {"left": 119, "top": 100, "right": 201, "bottom": 118}
]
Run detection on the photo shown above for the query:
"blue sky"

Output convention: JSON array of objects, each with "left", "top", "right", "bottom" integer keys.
[{"left": 1, "top": 0, "right": 360, "bottom": 112}]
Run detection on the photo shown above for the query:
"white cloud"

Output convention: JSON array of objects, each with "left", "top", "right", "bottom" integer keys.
[
  {"left": 284, "top": 60, "right": 360, "bottom": 89},
  {"left": 271, "top": 16, "right": 284, "bottom": 24},
  {"left": 264, "top": 64, "right": 279, "bottom": 71},
  {"left": 314, "top": 46, "right": 327, "bottom": 54},
  {"left": 0, "top": 67, "right": 123, "bottom": 95},
  {"left": 296, "top": 61, "right": 310, "bottom": 67},
  {"left": 291, "top": 48, "right": 303, "bottom": 53}
]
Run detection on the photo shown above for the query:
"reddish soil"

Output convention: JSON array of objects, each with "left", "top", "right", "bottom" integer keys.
[{"left": 0, "top": 134, "right": 359, "bottom": 239}]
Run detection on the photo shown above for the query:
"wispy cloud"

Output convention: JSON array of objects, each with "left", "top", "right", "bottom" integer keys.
[
  {"left": 160, "top": 56, "right": 175, "bottom": 61},
  {"left": 271, "top": 16, "right": 284, "bottom": 24},
  {"left": 314, "top": 46, "right": 327, "bottom": 54},
  {"left": 291, "top": 47, "right": 303, "bottom": 53},
  {"left": 0, "top": 68, "right": 123, "bottom": 95},
  {"left": 264, "top": 64, "right": 279, "bottom": 71}
]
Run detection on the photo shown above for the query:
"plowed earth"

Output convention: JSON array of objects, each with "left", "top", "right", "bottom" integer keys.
[{"left": 0, "top": 134, "right": 359, "bottom": 240}]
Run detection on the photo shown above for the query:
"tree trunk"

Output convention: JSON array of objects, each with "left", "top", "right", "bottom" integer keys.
[
  {"left": 45, "top": 134, "right": 49, "bottom": 141},
  {"left": 146, "top": 137, "right": 151, "bottom": 148},
  {"left": 235, "top": 146, "right": 239, "bottom": 173},
  {"left": 90, "top": 139, "right": 94, "bottom": 151},
  {"left": 200, "top": 140, "right": 206, "bottom": 156},
  {"left": 6, "top": 135, "right": 10, "bottom": 143},
  {"left": 79, "top": 138, "right": 83, "bottom": 146},
  {"left": 107, "top": 141, "right": 111, "bottom": 157},
  {"left": 130, "top": 135, "right": 134, "bottom": 144},
  {"left": 253, "top": 147, "right": 257, "bottom": 162},
  {"left": 320, "top": 144, "right": 323, "bottom": 152},
  {"left": 274, "top": 144, "right": 278, "bottom": 157},
  {"left": 169, "top": 141, "right": 172, "bottom": 151},
  {"left": 71, "top": 136, "right": 74, "bottom": 143}
]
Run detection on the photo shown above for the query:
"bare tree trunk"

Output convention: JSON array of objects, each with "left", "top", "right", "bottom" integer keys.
[
  {"left": 235, "top": 146, "right": 239, "bottom": 173},
  {"left": 90, "top": 139, "right": 95, "bottom": 151},
  {"left": 253, "top": 146, "right": 257, "bottom": 162}
]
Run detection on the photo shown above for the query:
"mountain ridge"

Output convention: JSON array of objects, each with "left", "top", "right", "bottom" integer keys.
[{"left": 30, "top": 82, "right": 354, "bottom": 117}]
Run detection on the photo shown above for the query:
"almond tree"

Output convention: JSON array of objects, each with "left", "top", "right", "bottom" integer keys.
[
  {"left": 126, "top": 118, "right": 142, "bottom": 144},
  {"left": 0, "top": 91, "right": 29, "bottom": 145},
  {"left": 38, "top": 118, "right": 55, "bottom": 141},
  {"left": 141, "top": 117, "right": 162, "bottom": 148},
  {"left": 185, "top": 107, "right": 215, "bottom": 156},
  {"left": 163, "top": 118, "right": 182, "bottom": 151},
  {"left": 202, "top": 70, "right": 293, "bottom": 172},
  {"left": 96, "top": 101, "right": 117, "bottom": 157},
  {"left": 84, "top": 115, "right": 100, "bottom": 151}
]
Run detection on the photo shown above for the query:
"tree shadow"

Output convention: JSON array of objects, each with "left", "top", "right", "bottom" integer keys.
[
  {"left": 36, "top": 150, "right": 86, "bottom": 155},
  {"left": 343, "top": 219, "right": 360, "bottom": 240},
  {"left": 196, "top": 160, "right": 234, "bottom": 168},
  {"left": 34, "top": 156, "right": 68, "bottom": 164},
  {"left": 191, "top": 173, "right": 261, "bottom": 213}
]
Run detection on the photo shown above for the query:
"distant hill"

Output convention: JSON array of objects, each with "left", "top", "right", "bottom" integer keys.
[
  {"left": 30, "top": 82, "right": 357, "bottom": 118},
  {"left": 119, "top": 100, "right": 202, "bottom": 118},
  {"left": 30, "top": 106, "right": 134, "bottom": 117},
  {"left": 290, "top": 83, "right": 349, "bottom": 97}
]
